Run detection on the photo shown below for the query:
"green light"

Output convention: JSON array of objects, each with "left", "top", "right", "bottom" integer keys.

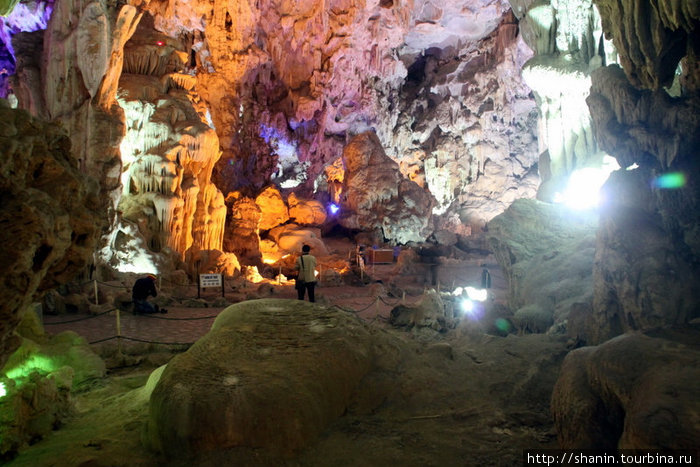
[
  {"left": 495, "top": 318, "right": 511, "bottom": 333},
  {"left": 4, "top": 355, "right": 57, "bottom": 380},
  {"left": 0, "top": 382, "right": 6, "bottom": 398},
  {"left": 652, "top": 172, "right": 686, "bottom": 189}
]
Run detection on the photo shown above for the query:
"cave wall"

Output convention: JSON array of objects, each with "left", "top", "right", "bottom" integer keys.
[
  {"left": 3, "top": 0, "right": 542, "bottom": 265},
  {"left": 0, "top": 103, "right": 102, "bottom": 369},
  {"left": 582, "top": 1, "right": 700, "bottom": 343},
  {"left": 143, "top": 0, "right": 541, "bottom": 240}
]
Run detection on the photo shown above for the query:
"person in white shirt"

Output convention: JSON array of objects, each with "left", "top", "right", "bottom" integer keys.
[{"left": 295, "top": 244, "right": 317, "bottom": 302}]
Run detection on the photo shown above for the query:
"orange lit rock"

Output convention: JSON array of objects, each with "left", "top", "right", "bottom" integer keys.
[
  {"left": 224, "top": 193, "right": 262, "bottom": 264},
  {"left": 269, "top": 224, "right": 328, "bottom": 256},
  {"left": 255, "top": 186, "right": 289, "bottom": 231},
  {"left": 111, "top": 17, "right": 226, "bottom": 266},
  {"left": 189, "top": 249, "right": 240, "bottom": 277},
  {"left": 288, "top": 193, "right": 327, "bottom": 226}
]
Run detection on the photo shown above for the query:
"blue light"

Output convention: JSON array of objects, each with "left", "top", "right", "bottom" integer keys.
[{"left": 329, "top": 203, "right": 340, "bottom": 215}]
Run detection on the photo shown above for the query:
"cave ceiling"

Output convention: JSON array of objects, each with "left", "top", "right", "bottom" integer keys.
[{"left": 0, "top": 0, "right": 698, "bottom": 268}]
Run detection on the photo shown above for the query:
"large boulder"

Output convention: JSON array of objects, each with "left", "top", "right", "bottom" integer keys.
[
  {"left": 146, "top": 299, "right": 375, "bottom": 462},
  {"left": 268, "top": 224, "right": 329, "bottom": 256},
  {"left": 287, "top": 193, "right": 327, "bottom": 226},
  {"left": 389, "top": 289, "right": 455, "bottom": 333},
  {"left": 552, "top": 328, "right": 700, "bottom": 450}
]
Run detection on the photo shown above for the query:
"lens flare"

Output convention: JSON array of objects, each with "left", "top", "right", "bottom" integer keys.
[
  {"left": 495, "top": 318, "right": 511, "bottom": 333},
  {"left": 652, "top": 172, "right": 686, "bottom": 189},
  {"left": 460, "top": 299, "right": 474, "bottom": 314}
]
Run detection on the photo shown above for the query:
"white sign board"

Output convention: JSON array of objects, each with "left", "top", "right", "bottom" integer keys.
[{"left": 200, "top": 274, "right": 222, "bottom": 288}]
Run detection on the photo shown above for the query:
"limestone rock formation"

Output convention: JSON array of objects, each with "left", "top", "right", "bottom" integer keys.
[
  {"left": 552, "top": 328, "right": 700, "bottom": 450},
  {"left": 510, "top": 0, "right": 615, "bottom": 199},
  {"left": 0, "top": 104, "right": 102, "bottom": 368},
  {"left": 339, "top": 131, "right": 435, "bottom": 243},
  {"left": 584, "top": 62, "right": 700, "bottom": 343},
  {"left": 146, "top": 299, "right": 376, "bottom": 462},
  {"left": 592, "top": 0, "right": 700, "bottom": 90},
  {"left": 487, "top": 198, "right": 597, "bottom": 333},
  {"left": 255, "top": 185, "right": 289, "bottom": 231},
  {"left": 389, "top": 289, "right": 455, "bottom": 333},
  {"left": 108, "top": 17, "right": 226, "bottom": 270},
  {"left": 25, "top": 0, "right": 141, "bottom": 209},
  {"left": 0, "top": 309, "right": 105, "bottom": 457},
  {"left": 4, "top": 0, "right": 544, "bottom": 275},
  {"left": 287, "top": 192, "right": 327, "bottom": 226},
  {"left": 589, "top": 168, "right": 700, "bottom": 343},
  {"left": 142, "top": 0, "right": 539, "bottom": 241},
  {"left": 223, "top": 192, "right": 262, "bottom": 265},
  {"left": 268, "top": 224, "right": 328, "bottom": 257}
]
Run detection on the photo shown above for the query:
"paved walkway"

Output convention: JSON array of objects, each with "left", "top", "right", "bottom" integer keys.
[{"left": 41, "top": 261, "right": 507, "bottom": 353}]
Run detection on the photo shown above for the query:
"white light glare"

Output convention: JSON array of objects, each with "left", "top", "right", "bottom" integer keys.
[
  {"left": 465, "top": 287, "right": 488, "bottom": 302},
  {"left": 0, "top": 382, "right": 6, "bottom": 398},
  {"left": 461, "top": 299, "right": 475, "bottom": 314},
  {"left": 554, "top": 156, "right": 620, "bottom": 210}
]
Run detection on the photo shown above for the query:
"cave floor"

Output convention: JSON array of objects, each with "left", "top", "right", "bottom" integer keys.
[{"left": 8, "top": 258, "right": 568, "bottom": 466}]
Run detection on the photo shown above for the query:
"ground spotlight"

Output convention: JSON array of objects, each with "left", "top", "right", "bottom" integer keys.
[
  {"left": 465, "top": 287, "right": 488, "bottom": 302},
  {"left": 460, "top": 299, "right": 474, "bottom": 314}
]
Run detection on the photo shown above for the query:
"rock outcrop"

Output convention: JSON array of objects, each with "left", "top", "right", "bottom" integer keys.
[
  {"left": 584, "top": 41, "right": 700, "bottom": 344},
  {"left": 0, "top": 305, "right": 105, "bottom": 457},
  {"left": 593, "top": 0, "right": 700, "bottom": 91},
  {"left": 146, "top": 299, "right": 377, "bottom": 462},
  {"left": 552, "top": 328, "right": 700, "bottom": 450},
  {"left": 0, "top": 103, "right": 102, "bottom": 368},
  {"left": 339, "top": 131, "right": 435, "bottom": 244},
  {"left": 487, "top": 198, "right": 597, "bottom": 334}
]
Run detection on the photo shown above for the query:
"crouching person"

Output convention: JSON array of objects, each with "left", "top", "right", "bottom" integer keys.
[{"left": 132, "top": 274, "right": 167, "bottom": 314}]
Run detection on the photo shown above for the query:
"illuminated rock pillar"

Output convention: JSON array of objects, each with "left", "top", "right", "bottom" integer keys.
[{"left": 512, "top": 0, "right": 617, "bottom": 200}]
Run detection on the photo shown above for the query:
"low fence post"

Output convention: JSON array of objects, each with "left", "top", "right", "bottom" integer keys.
[
  {"left": 116, "top": 309, "right": 122, "bottom": 354},
  {"left": 94, "top": 279, "right": 99, "bottom": 305}
]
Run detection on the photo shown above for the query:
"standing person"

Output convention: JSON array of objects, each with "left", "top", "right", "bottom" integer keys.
[
  {"left": 295, "top": 244, "right": 317, "bottom": 302},
  {"left": 132, "top": 274, "right": 167, "bottom": 314},
  {"left": 481, "top": 265, "right": 492, "bottom": 289}
]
